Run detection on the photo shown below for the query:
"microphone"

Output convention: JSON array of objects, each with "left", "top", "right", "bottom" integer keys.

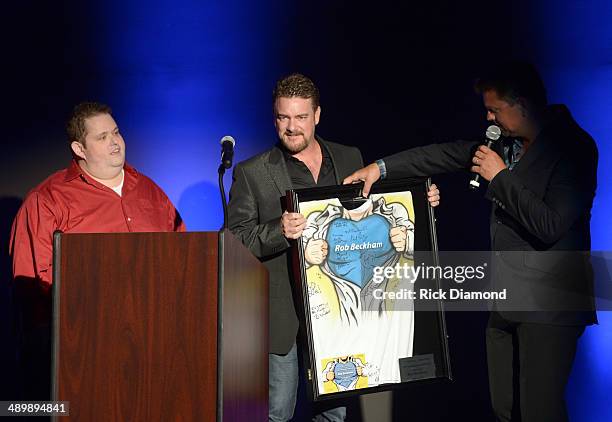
[
  {"left": 469, "top": 125, "right": 501, "bottom": 189},
  {"left": 218, "top": 135, "right": 236, "bottom": 231},
  {"left": 220, "top": 135, "right": 235, "bottom": 169}
]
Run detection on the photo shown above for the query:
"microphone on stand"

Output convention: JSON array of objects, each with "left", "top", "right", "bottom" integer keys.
[
  {"left": 218, "top": 135, "right": 236, "bottom": 230},
  {"left": 469, "top": 125, "right": 501, "bottom": 189},
  {"left": 220, "top": 135, "right": 235, "bottom": 169},
  {"left": 216, "top": 136, "right": 235, "bottom": 389}
]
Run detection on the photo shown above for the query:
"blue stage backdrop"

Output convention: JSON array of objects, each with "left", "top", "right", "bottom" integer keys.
[
  {"left": 90, "top": 1, "right": 286, "bottom": 231},
  {"left": 523, "top": 2, "right": 612, "bottom": 420}
]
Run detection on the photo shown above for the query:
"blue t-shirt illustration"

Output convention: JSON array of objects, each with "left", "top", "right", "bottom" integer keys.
[
  {"left": 326, "top": 214, "right": 396, "bottom": 288},
  {"left": 333, "top": 361, "right": 359, "bottom": 389}
]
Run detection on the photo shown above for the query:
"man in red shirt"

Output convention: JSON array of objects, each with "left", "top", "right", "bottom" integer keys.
[
  {"left": 9, "top": 101, "right": 184, "bottom": 399},
  {"left": 10, "top": 102, "right": 185, "bottom": 287}
]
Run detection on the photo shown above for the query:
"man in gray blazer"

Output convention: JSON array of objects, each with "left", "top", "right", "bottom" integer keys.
[
  {"left": 344, "top": 61, "right": 598, "bottom": 422},
  {"left": 228, "top": 73, "right": 440, "bottom": 421}
]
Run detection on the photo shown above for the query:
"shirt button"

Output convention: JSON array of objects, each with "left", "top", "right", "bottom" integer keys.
[{"left": 127, "top": 217, "right": 132, "bottom": 222}]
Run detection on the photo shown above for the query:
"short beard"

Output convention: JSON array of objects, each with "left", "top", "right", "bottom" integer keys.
[{"left": 281, "top": 134, "right": 309, "bottom": 154}]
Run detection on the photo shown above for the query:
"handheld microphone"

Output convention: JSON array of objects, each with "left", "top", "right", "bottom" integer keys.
[
  {"left": 469, "top": 125, "right": 501, "bottom": 189},
  {"left": 220, "top": 135, "right": 235, "bottom": 169}
]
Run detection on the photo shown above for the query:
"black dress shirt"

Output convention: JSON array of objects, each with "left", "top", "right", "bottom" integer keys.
[{"left": 283, "top": 142, "right": 337, "bottom": 189}]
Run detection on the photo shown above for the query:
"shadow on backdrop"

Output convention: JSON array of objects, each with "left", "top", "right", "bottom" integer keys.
[{"left": 178, "top": 180, "right": 225, "bottom": 232}]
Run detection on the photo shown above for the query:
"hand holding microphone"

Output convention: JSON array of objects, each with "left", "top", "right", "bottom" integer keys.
[{"left": 469, "top": 125, "right": 505, "bottom": 189}]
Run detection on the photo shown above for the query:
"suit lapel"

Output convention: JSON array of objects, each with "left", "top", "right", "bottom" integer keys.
[
  {"left": 509, "top": 133, "right": 550, "bottom": 177},
  {"left": 265, "top": 146, "right": 293, "bottom": 196}
]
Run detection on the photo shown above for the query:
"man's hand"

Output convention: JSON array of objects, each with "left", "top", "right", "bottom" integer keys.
[
  {"left": 471, "top": 145, "right": 506, "bottom": 182},
  {"left": 342, "top": 163, "right": 381, "bottom": 197},
  {"left": 390, "top": 225, "right": 408, "bottom": 252},
  {"left": 427, "top": 184, "right": 440, "bottom": 207},
  {"left": 305, "top": 239, "right": 329, "bottom": 265},
  {"left": 281, "top": 211, "right": 306, "bottom": 239}
]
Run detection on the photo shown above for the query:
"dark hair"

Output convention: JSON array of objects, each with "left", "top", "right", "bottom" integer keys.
[
  {"left": 474, "top": 61, "right": 547, "bottom": 108},
  {"left": 66, "top": 101, "right": 112, "bottom": 146},
  {"left": 273, "top": 73, "right": 320, "bottom": 110}
]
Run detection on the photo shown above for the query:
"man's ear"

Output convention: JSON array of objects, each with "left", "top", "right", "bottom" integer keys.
[
  {"left": 314, "top": 106, "right": 321, "bottom": 125},
  {"left": 70, "top": 141, "right": 86, "bottom": 160}
]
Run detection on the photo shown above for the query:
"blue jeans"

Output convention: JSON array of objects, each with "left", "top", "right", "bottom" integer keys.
[{"left": 269, "top": 343, "right": 346, "bottom": 422}]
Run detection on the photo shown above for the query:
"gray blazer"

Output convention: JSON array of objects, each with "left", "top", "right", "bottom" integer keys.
[{"left": 228, "top": 138, "right": 364, "bottom": 354}]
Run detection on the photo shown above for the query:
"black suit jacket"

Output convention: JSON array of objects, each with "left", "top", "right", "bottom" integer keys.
[
  {"left": 383, "top": 105, "right": 598, "bottom": 325},
  {"left": 228, "top": 138, "right": 364, "bottom": 354}
]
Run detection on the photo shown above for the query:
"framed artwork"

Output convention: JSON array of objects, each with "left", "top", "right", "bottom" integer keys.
[{"left": 287, "top": 178, "right": 452, "bottom": 400}]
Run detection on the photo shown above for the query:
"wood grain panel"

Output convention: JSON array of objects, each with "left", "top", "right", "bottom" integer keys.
[{"left": 54, "top": 233, "right": 218, "bottom": 422}]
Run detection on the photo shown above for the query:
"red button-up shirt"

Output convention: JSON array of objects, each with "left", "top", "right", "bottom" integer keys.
[{"left": 9, "top": 160, "right": 186, "bottom": 287}]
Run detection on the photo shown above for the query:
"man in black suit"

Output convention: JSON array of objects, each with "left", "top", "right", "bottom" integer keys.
[
  {"left": 344, "top": 62, "right": 598, "bottom": 422},
  {"left": 228, "top": 73, "right": 441, "bottom": 421}
]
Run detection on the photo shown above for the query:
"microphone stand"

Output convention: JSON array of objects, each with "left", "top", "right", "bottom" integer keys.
[
  {"left": 218, "top": 136, "right": 235, "bottom": 231},
  {"left": 216, "top": 161, "right": 230, "bottom": 421},
  {"left": 216, "top": 135, "right": 234, "bottom": 421},
  {"left": 218, "top": 163, "right": 229, "bottom": 230}
]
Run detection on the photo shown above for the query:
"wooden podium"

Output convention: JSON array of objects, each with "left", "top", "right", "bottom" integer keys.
[{"left": 51, "top": 231, "right": 268, "bottom": 421}]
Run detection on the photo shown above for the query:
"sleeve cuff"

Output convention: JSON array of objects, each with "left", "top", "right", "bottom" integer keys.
[
  {"left": 376, "top": 159, "right": 387, "bottom": 180},
  {"left": 486, "top": 168, "right": 508, "bottom": 196},
  {"left": 270, "top": 218, "right": 291, "bottom": 253}
]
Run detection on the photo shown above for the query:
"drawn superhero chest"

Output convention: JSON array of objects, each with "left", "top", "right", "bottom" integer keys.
[{"left": 325, "top": 214, "right": 396, "bottom": 288}]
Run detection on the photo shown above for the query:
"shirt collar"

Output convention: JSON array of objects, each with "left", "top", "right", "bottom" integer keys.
[
  {"left": 64, "top": 159, "right": 139, "bottom": 183},
  {"left": 341, "top": 199, "right": 374, "bottom": 220}
]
